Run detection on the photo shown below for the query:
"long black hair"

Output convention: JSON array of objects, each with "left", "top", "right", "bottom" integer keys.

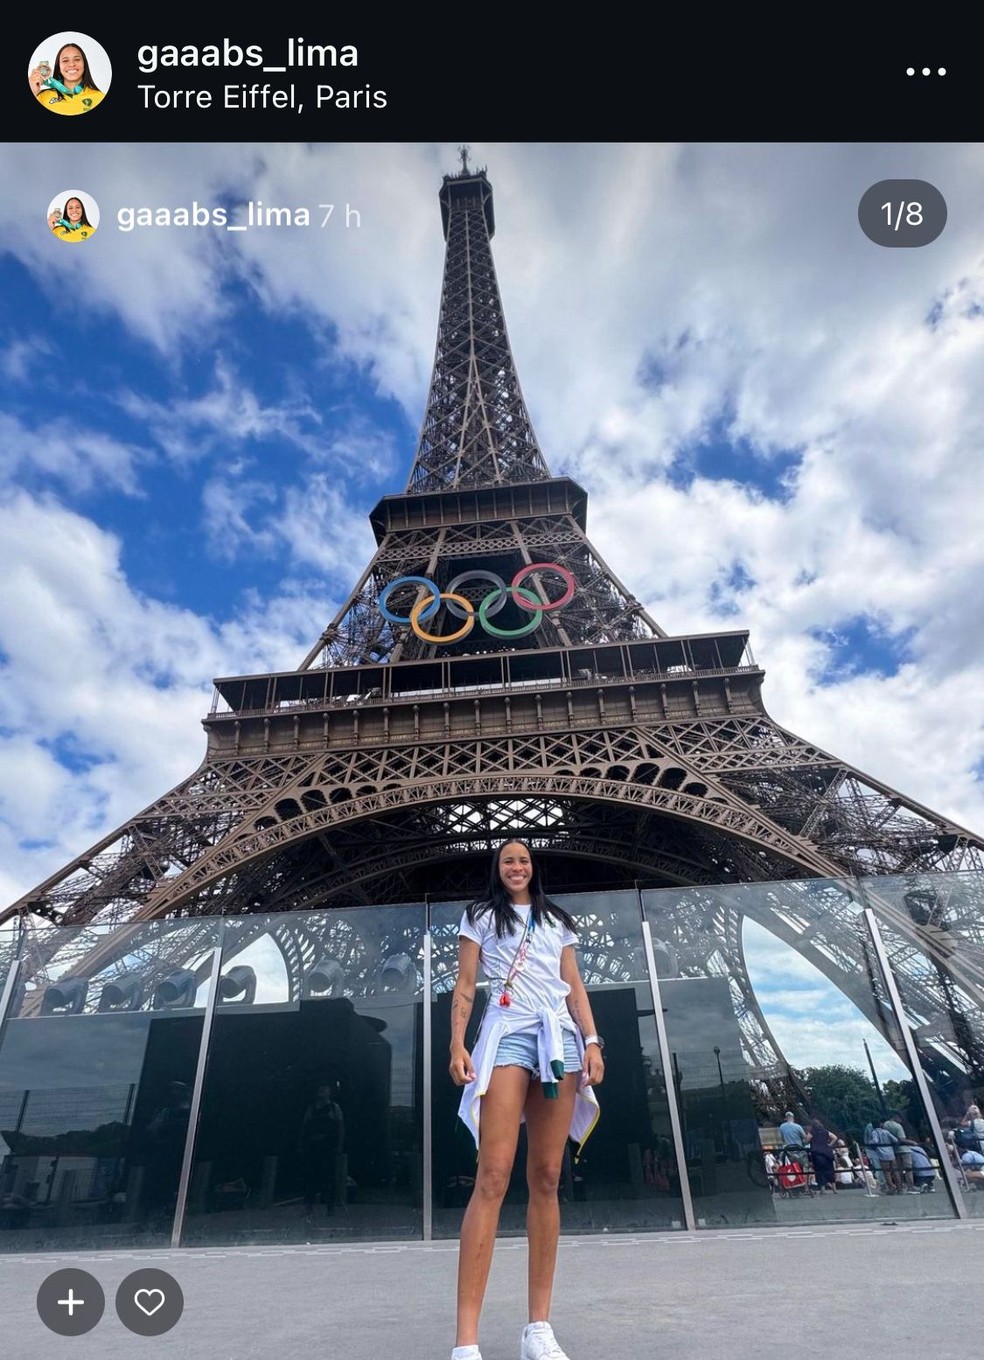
[
  {"left": 465, "top": 839, "right": 578, "bottom": 939},
  {"left": 52, "top": 43, "right": 101, "bottom": 96}
]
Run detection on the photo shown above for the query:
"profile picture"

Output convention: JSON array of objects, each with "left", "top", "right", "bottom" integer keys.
[
  {"left": 28, "top": 33, "right": 111, "bottom": 115},
  {"left": 47, "top": 190, "right": 100, "bottom": 244}
]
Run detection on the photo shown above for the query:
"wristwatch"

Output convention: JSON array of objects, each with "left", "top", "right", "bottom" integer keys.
[{"left": 583, "top": 1034, "right": 605, "bottom": 1051}]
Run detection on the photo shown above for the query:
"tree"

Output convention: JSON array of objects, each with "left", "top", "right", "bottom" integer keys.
[
  {"left": 797, "top": 1065, "right": 882, "bottom": 1141},
  {"left": 882, "top": 1078, "right": 925, "bottom": 1135}
]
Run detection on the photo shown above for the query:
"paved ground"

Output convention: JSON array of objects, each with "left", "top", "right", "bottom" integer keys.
[{"left": 3, "top": 1218, "right": 981, "bottom": 1359}]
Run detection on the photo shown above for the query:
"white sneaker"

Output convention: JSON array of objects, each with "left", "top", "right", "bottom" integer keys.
[
  {"left": 521, "top": 1321, "right": 571, "bottom": 1359},
  {"left": 451, "top": 1347, "right": 482, "bottom": 1360}
]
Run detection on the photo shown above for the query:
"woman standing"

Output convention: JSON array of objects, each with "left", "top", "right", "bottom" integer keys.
[
  {"left": 448, "top": 840, "right": 604, "bottom": 1360},
  {"left": 807, "top": 1116, "right": 837, "bottom": 1192}
]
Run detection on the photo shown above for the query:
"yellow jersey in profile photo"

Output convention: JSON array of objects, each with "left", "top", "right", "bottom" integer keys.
[
  {"left": 36, "top": 87, "right": 105, "bottom": 115},
  {"left": 51, "top": 224, "right": 97, "bottom": 243}
]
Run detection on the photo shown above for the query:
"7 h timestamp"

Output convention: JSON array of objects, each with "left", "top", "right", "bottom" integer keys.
[{"left": 318, "top": 204, "right": 361, "bottom": 228}]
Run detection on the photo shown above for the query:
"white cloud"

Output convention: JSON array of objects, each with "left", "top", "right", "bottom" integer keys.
[
  {"left": 0, "top": 411, "right": 146, "bottom": 495},
  {"left": 1, "top": 335, "right": 54, "bottom": 384},
  {"left": 275, "top": 473, "right": 378, "bottom": 575},
  {"left": 202, "top": 473, "right": 278, "bottom": 560},
  {"left": 0, "top": 492, "right": 328, "bottom": 904},
  {"left": 118, "top": 359, "right": 324, "bottom": 465},
  {"left": 757, "top": 1011, "right": 909, "bottom": 1080}
]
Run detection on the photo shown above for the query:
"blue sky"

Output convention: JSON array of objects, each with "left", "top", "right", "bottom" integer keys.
[{"left": 3, "top": 142, "right": 984, "bottom": 976}]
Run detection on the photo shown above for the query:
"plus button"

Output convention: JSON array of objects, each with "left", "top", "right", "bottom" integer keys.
[
  {"left": 37, "top": 1269, "right": 105, "bottom": 1335},
  {"left": 57, "top": 1288, "right": 85, "bottom": 1317}
]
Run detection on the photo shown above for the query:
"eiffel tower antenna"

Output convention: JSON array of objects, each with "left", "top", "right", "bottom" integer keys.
[
  {"left": 406, "top": 159, "right": 549, "bottom": 494},
  {"left": 4, "top": 164, "right": 984, "bottom": 1080}
]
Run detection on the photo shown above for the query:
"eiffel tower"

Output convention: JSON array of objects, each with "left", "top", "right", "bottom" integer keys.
[{"left": 4, "top": 154, "right": 984, "bottom": 1086}]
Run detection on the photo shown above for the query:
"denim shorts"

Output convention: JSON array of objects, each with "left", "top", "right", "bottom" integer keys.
[{"left": 493, "top": 1028, "right": 581, "bottom": 1078}]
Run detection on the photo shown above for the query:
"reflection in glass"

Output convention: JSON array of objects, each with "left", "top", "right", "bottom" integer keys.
[
  {"left": 644, "top": 879, "right": 957, "bottom": 1226},
  {"left": 659, "top": 976, "right": 776, "bottom": 1224},
  {"left": 181, "top": 907, "right": 426, "bottom": 1245},
  {"left": 859, "top": 873, "right": 984, "bottom": 1216},
  {"left": 0, "top": 918, "right": 217, "bottom": 1250}
]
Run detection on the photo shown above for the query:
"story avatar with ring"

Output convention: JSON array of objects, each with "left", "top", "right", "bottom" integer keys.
[{"left": 48, "top": 197, "right": 97, "bottom": 243}]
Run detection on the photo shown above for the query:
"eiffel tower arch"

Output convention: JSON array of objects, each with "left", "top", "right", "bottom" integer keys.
[{"left": 4, "top": 159, "right": 984, "bottom": 1104}]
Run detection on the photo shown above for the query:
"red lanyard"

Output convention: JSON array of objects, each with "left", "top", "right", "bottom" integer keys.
[{"left": 499, "top": 912, "right": 536, "bottom": 1007}]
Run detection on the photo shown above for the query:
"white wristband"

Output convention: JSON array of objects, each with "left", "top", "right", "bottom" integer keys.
[{"left": 583, "top": 1034, "right": 601, "bottom": 1048}]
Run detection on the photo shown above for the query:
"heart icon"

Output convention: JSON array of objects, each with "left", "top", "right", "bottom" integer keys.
[{"left": 134, "top": 1289, "right": 165, "bottom": 1317}]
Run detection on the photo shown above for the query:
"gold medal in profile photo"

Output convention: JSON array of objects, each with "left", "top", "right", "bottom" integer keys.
[
  {"left": 47, "top": 190, "right": 100, "bottom": 244},
  {"left": 28, "top": 32, "right": 111, "bottom": 115}
]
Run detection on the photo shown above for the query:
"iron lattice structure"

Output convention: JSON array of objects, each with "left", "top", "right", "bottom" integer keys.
[{"left": 5, "top": 162, "right": 984, "bottom": 1090}]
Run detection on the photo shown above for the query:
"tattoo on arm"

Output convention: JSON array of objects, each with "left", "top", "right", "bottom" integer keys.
[{"left": 450, "top": 988, "right": 474, "bottom": 1046}]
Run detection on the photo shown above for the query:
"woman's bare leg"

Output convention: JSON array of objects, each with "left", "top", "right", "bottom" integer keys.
[
  {"left": 522, "top": 1073, "right": 578, "bottom": 1324},
  {"left": 456, "top": 1065, "right": 530, "bottom": 1347}
]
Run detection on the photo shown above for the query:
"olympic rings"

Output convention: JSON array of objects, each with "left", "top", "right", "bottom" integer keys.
[{"left": 379, "top": 563, "right": 575, "bottom": 642}]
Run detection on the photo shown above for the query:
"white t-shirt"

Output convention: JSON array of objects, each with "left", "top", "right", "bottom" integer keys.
[
  {"left": 459, "top": 902, "right": 578, "bottom": 1020},
  {"left": 455, "top": 901, "right": 600, "bottom": 1154}
]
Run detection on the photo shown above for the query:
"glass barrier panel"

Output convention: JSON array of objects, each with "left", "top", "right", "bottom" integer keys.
[
  {"left": 181, "top": 906, "right": 426, "bottom": 1245},
  {"left": 643, "top": 878, "right": 957, "bottom": 1226},
  {"left": 0, "top": 917, "right": 219, "bottom": 1252},
  {"left": 858, "top": 872, "right": 984, "bottom": 1216}
]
